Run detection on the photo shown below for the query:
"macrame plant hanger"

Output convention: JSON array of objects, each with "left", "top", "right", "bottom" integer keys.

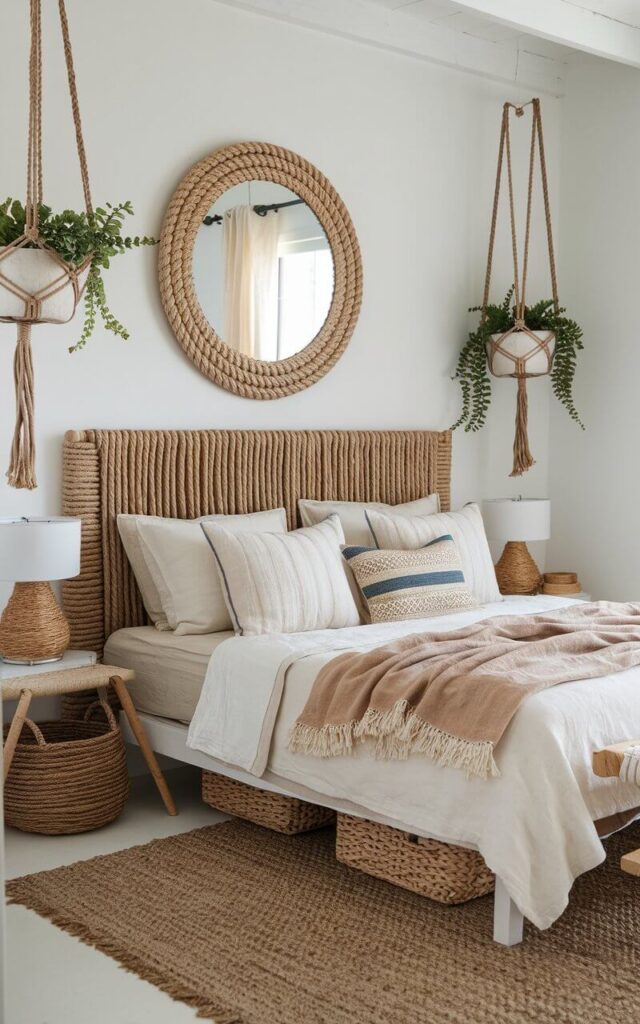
[
  {"left": 482, "top": 98, "right": 559, "bottom": 477},
  {"left": 0, "top": 0, "right": 93, "bottom": 489}
]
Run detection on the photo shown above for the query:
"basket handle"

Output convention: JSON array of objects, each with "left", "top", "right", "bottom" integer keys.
[
  {"left": 21, "top": 718, "right": 46, "bottom": 746},
  {"left": 84, "top": 695, "right": 118, "bottom": 733}
]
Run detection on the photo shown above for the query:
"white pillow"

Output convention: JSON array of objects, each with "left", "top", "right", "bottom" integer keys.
[
  {"left": 117, "top": 515, "right": 171, "bottom": 629},
  {"left": 201, "top": 514, "right": 361, "bottom": 636},
  {"left": 135, "top": 509, "right": 288, "bottom": 635},
  {"left": 365, "top": 503, "right": 501, "bottom": 605},
  {"left": 298, "top": 493, "right": 440, "bottom": 546}
]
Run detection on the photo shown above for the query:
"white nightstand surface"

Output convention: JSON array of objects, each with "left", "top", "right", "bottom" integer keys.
[{"left": 0, "top": 650, "right": 96, "bottom": 683}]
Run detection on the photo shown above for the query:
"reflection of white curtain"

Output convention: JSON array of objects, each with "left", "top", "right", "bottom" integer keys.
[{"left": 222, "top": 206, "right": 279, "bottom": 359}]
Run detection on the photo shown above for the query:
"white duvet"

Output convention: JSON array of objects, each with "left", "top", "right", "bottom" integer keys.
[{"left": 188, "top": 595, "right": 640, "bottom": 929}]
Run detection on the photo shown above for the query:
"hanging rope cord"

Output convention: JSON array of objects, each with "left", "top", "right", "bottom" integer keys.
[
  {"left": 25, "top": 0, "right": 42, "bottom": 236},
  {"left": 482, "top": 99, "right": 559, "bottom": 320},
  {"left": 58, "top": 0, "right": 93, "bottom": 219},
  {"left": 8, "top": 0, "right": 93, "bottom": 490},
  {"left": 481, "top": 99, "right": 559, "bottom": 477}
]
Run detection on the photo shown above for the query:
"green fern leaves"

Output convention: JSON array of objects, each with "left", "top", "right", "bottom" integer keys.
[
  {"left": 0, "top": 198, "right": 157, "bottom": 351},
  {"left": 452, "top": 288, "right": 584, "bottom": 432}
]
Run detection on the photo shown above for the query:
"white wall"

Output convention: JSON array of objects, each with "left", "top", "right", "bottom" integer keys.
[
  {"left": 548, "top": 58, "right": 640, "bottom": 599},
  {"left": 0, "top": 0, "right": 561, "bottom": 573}
]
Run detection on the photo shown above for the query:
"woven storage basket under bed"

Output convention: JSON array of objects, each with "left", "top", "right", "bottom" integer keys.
[
  {"left": 202, "top": 771, "right": 334, "bottom": 834},
  {"left": 336, "top": 814, "right": 494, "bottom": 904},
  {"left": 4, "top": 697, "right": 129, "bottom": 835}
]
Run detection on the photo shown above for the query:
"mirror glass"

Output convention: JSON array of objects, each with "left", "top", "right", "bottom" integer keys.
[{"left": 193, "top": 181, "right": 334, "bottom": 361}]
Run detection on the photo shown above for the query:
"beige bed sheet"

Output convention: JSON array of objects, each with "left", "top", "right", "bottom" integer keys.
[{"left": 104, "top": 627, "right": 233, "bottom": 723}]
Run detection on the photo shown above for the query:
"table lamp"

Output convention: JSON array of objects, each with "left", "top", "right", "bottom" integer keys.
[
  {"left": 0, "top": 516, "right": 81, "bottom": 664},
  {"left": 482, "top": 499, "right": 550, "bottom": 595}
]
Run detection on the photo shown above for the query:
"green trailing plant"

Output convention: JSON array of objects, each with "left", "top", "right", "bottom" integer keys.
[
  {"left": 0, "top": 198, "right": 157, "bottom": 351},
  {"left": 452, "top": 286, "right": 584, "bottom": 432}
]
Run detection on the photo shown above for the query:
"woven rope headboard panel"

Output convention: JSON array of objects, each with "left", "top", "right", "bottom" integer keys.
[{"left": 61, "top": 429, "right": 452, "bottom": 654}]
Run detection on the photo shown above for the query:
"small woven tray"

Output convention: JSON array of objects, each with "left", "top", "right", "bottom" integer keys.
[
  {"left": 202, "top": 771, "right": 334, "bottom": 834},
  {"left": 543, "top": 582, "right": 582, "bottom": 595},
  {"left": 544, "top": 572, "right": 578, "bottom": 585},
  {"left": 542, "top": 572, "right": 581, "bottom": 595},
  {"left": 336, "top": 814, "right": 494, "bottom": 904}
]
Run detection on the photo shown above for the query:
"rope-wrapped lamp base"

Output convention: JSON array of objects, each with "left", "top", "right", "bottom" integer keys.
[
  {"left": 0, "top": 581, "right": 70, "bottom": 663},
  {"left": 494, "top": 541, "right": 542, "bottom": 596}
]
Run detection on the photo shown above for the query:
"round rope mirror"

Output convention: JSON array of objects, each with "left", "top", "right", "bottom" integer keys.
[{"left": 158, "top": 142, "right": 363, "bottom": 399}]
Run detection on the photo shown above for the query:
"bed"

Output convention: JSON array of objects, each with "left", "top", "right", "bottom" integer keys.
[
  {"left": 62, "top": 428, "right": 640, "bottom": 947},
  {"left": 104, "top": 627, "right": 232, "bottom": 723}
]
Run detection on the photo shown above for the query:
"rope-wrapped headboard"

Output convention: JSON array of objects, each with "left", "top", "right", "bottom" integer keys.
[{"left": 62, "top": 429, "right": 452, "bottom": 654}]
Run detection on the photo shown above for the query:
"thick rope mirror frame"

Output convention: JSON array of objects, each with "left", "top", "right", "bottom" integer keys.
[{"left": 158, "top": 142, "right": 363, "bottom": 399}]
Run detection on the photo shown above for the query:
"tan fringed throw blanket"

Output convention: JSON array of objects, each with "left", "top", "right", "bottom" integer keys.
[{"left": 289, "top": 603, "right": 640, "bottom": 778}]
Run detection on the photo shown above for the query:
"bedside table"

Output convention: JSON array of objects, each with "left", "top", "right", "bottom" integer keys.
[
  {"left": 1, "top": 649, "right": 97, "bottom": 730},
  {"left": 0, "top": 648, "right": 96, "bottom": 679},
  {"left": 2, "top": 656, "right": 176, "bottom": 815}
]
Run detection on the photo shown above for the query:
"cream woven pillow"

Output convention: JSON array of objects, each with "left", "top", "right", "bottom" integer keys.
[
  {"left": 365, "top": 503, "right": 501, "bottom": 605},
  {"left": 201, "top": 514, "right": 361, "bottom": 636},
  {"left": 118, "top": 515, "right": 171, "bottom": 629},
  {"left": 343, "top": 535, "right": 476, "bottom": 623},
  {"left": 135, "top": 508, "right": 287, "bottom": 635},
  {"left": 298, "top": 493, "right": 440, "bottom": 546}
]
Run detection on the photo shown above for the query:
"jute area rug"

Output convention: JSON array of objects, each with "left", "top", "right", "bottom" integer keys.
[{"left": 7, "top": 819, "right": 640, "bottom": 1023}]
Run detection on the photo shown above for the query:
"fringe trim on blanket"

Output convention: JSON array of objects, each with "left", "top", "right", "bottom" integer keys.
[{"left": 288, "top": 699, "right": 500, "bottom": 780}]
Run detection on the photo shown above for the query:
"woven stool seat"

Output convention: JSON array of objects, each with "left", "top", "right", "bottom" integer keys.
[{"left": 1, "top": 663, "right": 134, "bottom": 701}]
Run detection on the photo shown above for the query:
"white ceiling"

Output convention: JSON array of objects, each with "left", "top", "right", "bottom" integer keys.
[
  {"left": 366, "top": 0, "right": 578, "bottom": 60},
  {"left": 215, "top": 0, "right": 640, "bottom": 94},
  {"left": 570, "top": 0, "right": 640, "bottom": 27},
  {"left": 373, "top": 0, "right": 640, "bottom": 29}
]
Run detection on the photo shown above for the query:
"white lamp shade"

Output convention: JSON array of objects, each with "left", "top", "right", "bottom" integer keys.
[
  {"left": 482, "top": 499, "right": 550, "bottom": 543},
  {"left": 0, "top": 517, "right": 81, "bottom": 582}
]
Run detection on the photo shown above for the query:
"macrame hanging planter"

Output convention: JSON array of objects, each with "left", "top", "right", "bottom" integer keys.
[
  {"left": 481, "top": 98, "right": 559, "bottom": 477},
  {"left": 0, "top": 0, "right": 93, "bottom": 489}
]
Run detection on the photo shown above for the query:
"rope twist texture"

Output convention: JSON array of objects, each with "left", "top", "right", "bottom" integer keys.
[
  {"left": 158, "top": 142, "right": 362, "bottom": 399},
  {"left": 481, "top": 98, "right": 559, "bottom": 476},
  {"left": 3, "top": 0, "right": 93, "bottom": 489}
]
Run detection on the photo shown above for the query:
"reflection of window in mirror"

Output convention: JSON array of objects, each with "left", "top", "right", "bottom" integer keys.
[
  {"left": 194, "top": 181, "right": 334, "bottom": 362},
  {"left": 276, "top": 226, "right": 333, "bottom": 360}
]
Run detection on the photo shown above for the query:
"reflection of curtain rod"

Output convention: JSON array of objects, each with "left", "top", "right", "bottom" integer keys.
[{"left": 203, "top": 199, "right": 304, "bottom": 226}]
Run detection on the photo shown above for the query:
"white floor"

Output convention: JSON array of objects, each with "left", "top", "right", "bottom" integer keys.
[{"left": 5, "top": 764, "right": 228, "bottom": 1024}]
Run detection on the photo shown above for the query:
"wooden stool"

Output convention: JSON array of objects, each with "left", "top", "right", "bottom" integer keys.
[
  {"left": 2, "top": 662, "right": 177, "bottom": 816},
  {"left": 593, "top": 740, "right": 640, "bottom": 875}
]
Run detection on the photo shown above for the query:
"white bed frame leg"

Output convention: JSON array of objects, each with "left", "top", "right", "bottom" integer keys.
[{"left": 493, "top": 877, "right": 524, "bottom": 946}]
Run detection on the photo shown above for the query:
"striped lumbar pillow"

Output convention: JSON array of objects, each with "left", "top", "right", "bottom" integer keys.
[
  {"left": 342, "top": 535, "right": 477, "bottom": 623},
  {"left": 201, "top": 514, "right": 361, "bottom": 636},
  {"left": 365, "top": 503, "right": 501, "bottom": 605}
]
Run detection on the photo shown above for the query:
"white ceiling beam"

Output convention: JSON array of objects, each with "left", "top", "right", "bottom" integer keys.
[
  {"left": 214, "top": 0, "right": 566, "bottom": 94},
  {"left": 450, "top": 0, "right": 640, "bottom": 67}
]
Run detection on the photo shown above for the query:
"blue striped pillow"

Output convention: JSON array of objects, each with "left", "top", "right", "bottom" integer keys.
[{"left": 342, "top": 534, "right": 477, "bottom": 623}]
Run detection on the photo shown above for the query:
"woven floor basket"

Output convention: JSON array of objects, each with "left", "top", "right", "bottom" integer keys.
[
  {"left": 202, "top": 771, "right": 334, "bottom": 834},
  {"left": 61, "top": 686, "right": 120, "bottom": 721},
  {"left": 336, "top": 814, "right": 495, "bottom": 904},
  {"left": 4, "top": 697, "right": 129, "bottom": 835}
]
